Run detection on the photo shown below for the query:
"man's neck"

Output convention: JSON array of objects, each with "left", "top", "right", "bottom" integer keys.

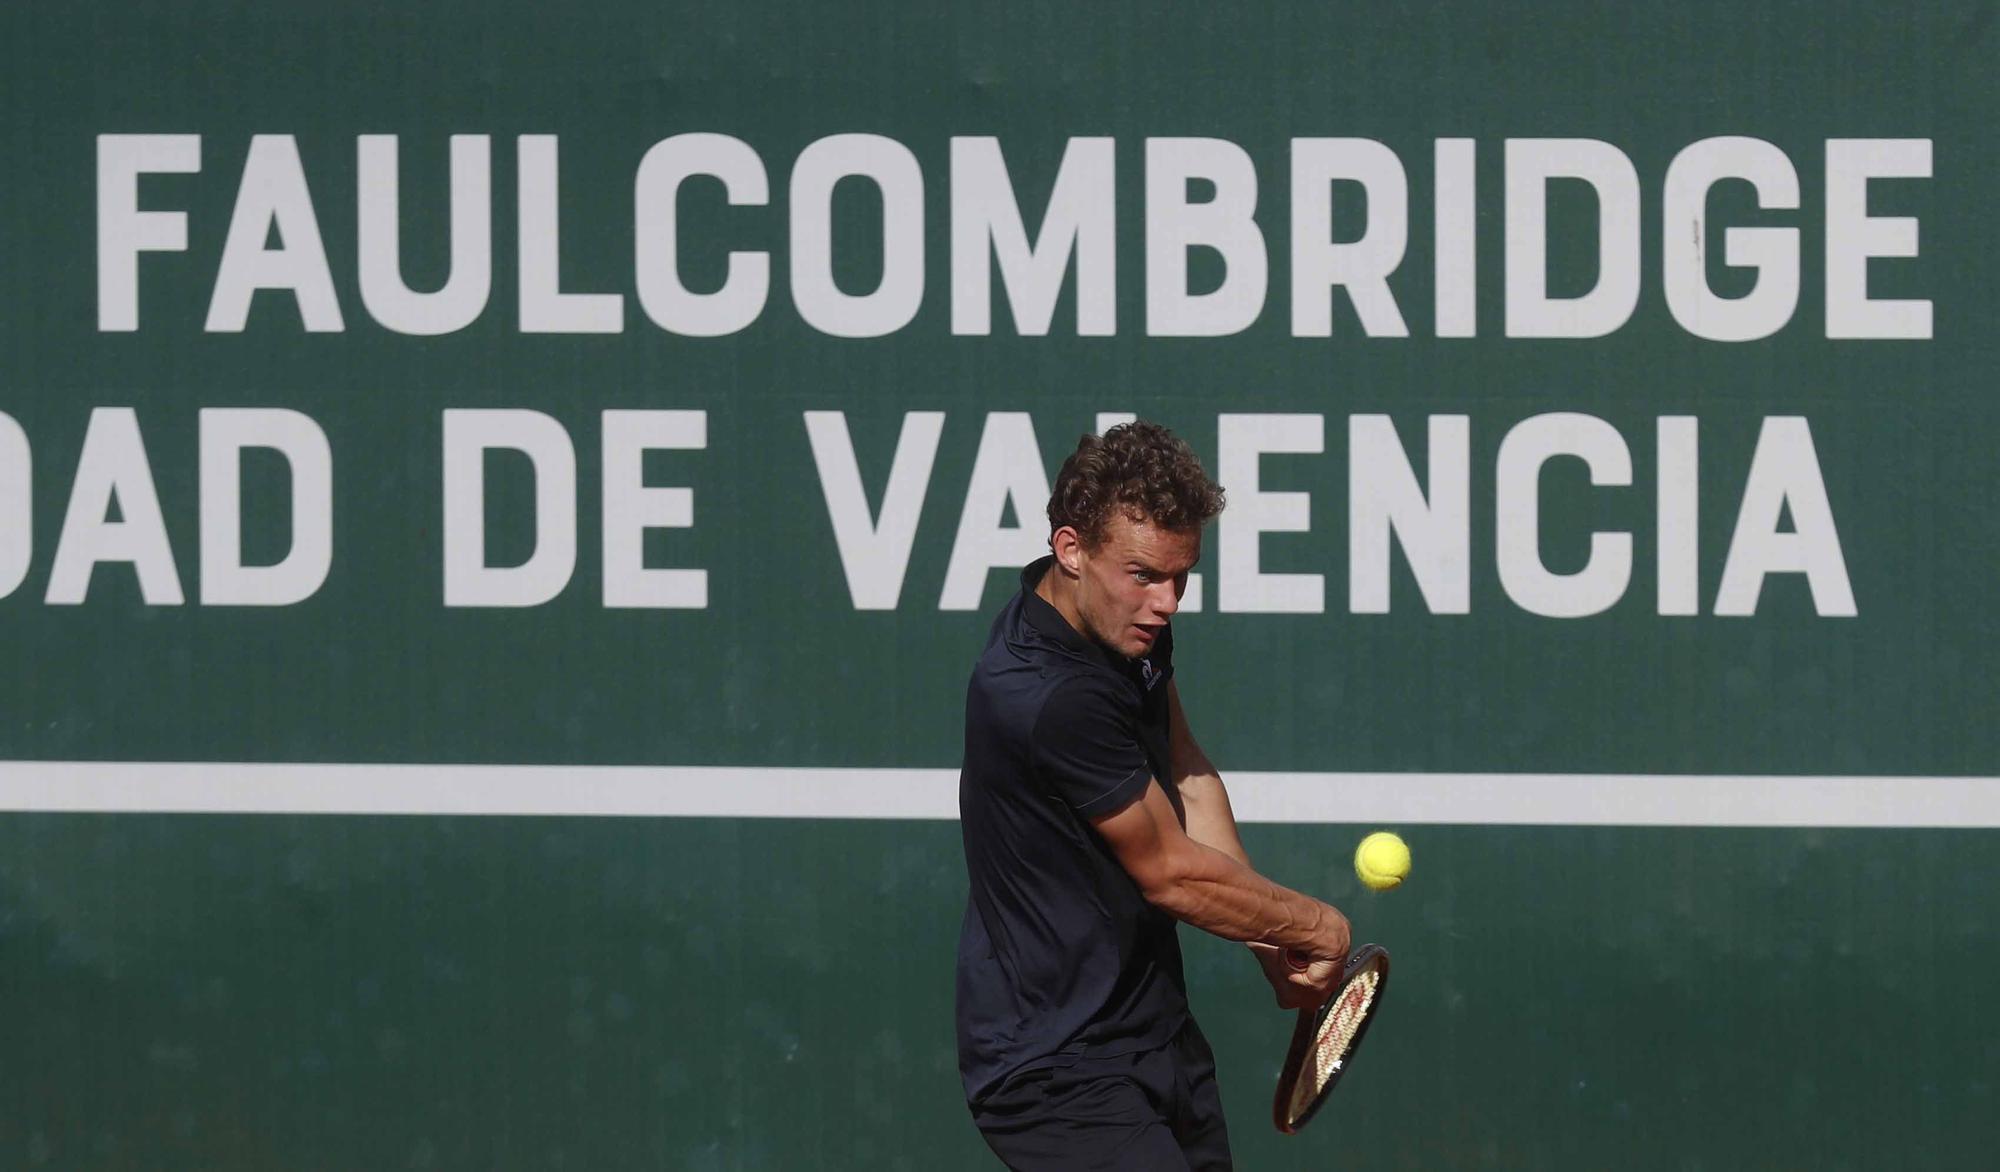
[{"left": 1034, "top": 560, "right": 1088, "bottom": 641}]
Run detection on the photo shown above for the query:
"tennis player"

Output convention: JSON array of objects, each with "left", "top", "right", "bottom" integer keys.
[{"left": 956, "top": 421, "right": 1352, "bottom": 1170}]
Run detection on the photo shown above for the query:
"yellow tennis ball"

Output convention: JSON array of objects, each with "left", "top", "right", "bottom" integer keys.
[{"left": 1354, "top": 831, "right": 1410, "bottom": 891}]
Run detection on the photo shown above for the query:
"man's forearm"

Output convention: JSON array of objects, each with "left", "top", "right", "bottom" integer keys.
[{"left": 1142, "top": 834, "right": 1344, "bottom": 955}]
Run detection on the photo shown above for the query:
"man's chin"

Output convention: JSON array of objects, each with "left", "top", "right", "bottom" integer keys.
[
  {"left": 1124, "top": 628, "right": 1162, "bottom": 657},
  {"left": 1085, "top": 618, "right": 1158, "bottom": 660},
  {"left": 1095, "top": 634, "right": 1146, "bottom": 660}
]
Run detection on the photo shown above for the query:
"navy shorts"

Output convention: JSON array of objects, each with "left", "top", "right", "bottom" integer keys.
[{"left": 970, "top": 1019, "right": 1233, "bottom": 1171}]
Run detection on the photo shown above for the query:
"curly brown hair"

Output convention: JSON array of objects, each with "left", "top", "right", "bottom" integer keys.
[{"left": 1047, "top": 421, "right": 1225, "bottom": 549}]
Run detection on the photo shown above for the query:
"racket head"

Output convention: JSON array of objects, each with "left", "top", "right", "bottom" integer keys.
[{"left": 1272, "top": 943, "right": 1391, "bottom": 1135}]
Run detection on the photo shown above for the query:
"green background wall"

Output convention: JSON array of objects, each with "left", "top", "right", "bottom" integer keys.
[{"left": 3, "top": 2, "right": 1995, "bottom": 1167}]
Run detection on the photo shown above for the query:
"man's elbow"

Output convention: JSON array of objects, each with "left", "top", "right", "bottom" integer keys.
[{"left": 1175, "top": 772, "right": 1229, "bottom": 818}]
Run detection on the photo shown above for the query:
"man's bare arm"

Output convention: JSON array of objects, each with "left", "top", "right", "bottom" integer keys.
[
  {"left": 1168, "top": 680, "right": 1251, "bottom": 866},
  {"left": 1166, "top": 679, "right": 1342, "bottom": 1005},
  {"left": 1091, "top": 776, "right": 1349, "bottom": 963}
]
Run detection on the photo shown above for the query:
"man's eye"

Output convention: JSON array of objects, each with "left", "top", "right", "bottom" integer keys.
[{"left": 1133, "top": 571, "right": 1153, "bottom": 584}]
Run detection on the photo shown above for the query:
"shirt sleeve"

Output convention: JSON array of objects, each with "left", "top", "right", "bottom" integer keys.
[{"left": 1031, "top": 676, "right": 1152, "bottom": 818}]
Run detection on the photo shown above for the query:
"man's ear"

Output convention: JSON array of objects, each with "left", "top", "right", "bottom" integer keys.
[{"left": 1051, "top": 526, "right": 1084, "bottom": 576}]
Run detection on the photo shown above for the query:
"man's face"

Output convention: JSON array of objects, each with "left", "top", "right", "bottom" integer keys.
[{"left": 1060, "top": 511, "right": 1202, "bottom": 659}]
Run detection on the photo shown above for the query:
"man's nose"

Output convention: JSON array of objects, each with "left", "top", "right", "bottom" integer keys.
[{"left": 1151, "top": 580, "right": 1180, "bottom": 616}]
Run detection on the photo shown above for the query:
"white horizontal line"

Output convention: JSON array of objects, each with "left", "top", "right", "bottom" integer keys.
[{"left": 2, "top": 762, "right": 1997, "bottom": 827}]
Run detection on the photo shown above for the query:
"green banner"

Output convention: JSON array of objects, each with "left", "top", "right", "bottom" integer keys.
[{"left": 2, "top": 2, "right": 1994, "bottom": 1167}]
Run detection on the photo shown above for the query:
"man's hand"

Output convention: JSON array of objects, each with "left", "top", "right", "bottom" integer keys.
[
  {"left": 1251, "top": 943, "right": 1326, "bottom": 1009},
  {"left": 1249, "top": 902, "right": 1351, "bottom": 1009}
]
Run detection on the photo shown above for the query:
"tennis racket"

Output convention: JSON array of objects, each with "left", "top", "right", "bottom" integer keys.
[{"left": 1272, "top": 943, "right": 1391, "bottom": 1134}]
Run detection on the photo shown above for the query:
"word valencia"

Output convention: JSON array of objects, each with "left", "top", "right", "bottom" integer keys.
[{"left": 0, "top": 409, "right": 1849, "bottom": 617}]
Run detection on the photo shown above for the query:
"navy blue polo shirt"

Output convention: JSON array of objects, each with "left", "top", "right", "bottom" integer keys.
[{"left": 955, "top": 556, "right": 1188, "bottom": 1103}]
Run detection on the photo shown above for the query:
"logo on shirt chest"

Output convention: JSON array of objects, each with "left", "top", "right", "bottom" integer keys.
[{"left": 1139, "top": 658, "right": 1162, "bottom": 691}]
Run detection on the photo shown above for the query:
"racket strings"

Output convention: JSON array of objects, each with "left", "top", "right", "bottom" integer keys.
[{"left": 1287, "top": 970, "right": 1381, "bottom": 1119}]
